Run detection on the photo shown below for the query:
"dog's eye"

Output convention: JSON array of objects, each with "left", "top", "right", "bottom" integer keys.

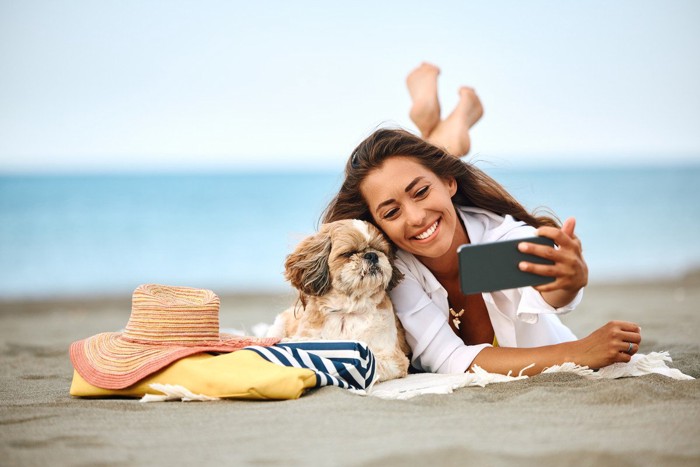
[
  {"left": 340, "top": 251, "right": 357, "bottom": 258},
  {"left": 370, "top": 241, "right": 390, "bottom": 254}
]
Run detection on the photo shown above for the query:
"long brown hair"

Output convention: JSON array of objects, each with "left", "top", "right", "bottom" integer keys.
[{"left": 322, "top": 128, "right": 558, "bottom": 230}]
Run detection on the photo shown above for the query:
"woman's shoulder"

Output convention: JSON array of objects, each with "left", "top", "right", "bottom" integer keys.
[
  {"left": 393, "top": 250, "right": 443, "bottom": 293},
  {"left": 457, "top": 205, "right": 533, "bottom": 242},
  {"left": 457, "top": 205, "right": 509, "bottom": 225},
  {"left": 394, "top": 249, "right": 424, "bottom": 277}
]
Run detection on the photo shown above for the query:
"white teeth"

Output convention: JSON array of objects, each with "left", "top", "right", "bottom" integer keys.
[{"left": 415, "top": 221, "right": 438, "bottom": 240}]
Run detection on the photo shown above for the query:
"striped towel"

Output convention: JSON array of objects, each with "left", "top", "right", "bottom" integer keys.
[{"left": 245, "top": 340, "right": 377, "bottom": 390}]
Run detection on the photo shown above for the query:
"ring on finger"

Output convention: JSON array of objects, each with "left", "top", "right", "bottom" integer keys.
[{"left": 626, "top": 342, "right": 634, "bottom": 355}]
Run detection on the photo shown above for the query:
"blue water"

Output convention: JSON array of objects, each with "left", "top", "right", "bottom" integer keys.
[{"left": 2, "top": 166, "right": 699, "bottom": 299}]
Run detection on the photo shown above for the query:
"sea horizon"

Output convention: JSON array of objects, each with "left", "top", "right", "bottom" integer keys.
[
  {"left": 2, "top": 153, "right": 699, "bottom": 177},
  {"left": 2, "top": 164, "right": 699, "bottom": 300}
]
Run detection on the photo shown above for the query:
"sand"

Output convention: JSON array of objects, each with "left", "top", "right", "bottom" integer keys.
[{"left": 1, "top": 278, "right": 699, "bottom": 467}]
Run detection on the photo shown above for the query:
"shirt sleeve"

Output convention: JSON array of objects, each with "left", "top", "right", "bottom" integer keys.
[
  {"left": 515, "top": 286, "right": 583, "bottom": 324},
  {"left": 494, "top": 214, "right": 584, "bottom": 323},
  {"left": 389, "top": 269, "right": 491, "bottom": 374}
]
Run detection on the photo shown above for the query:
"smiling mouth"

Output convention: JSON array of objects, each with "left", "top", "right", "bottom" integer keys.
[{"left": 414, "top": 219, "right": 439, "bottom": 240}]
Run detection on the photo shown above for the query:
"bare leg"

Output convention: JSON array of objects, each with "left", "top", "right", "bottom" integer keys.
[
  {"left": 427, "top": 86, "right": 483, "bottom": 158},
  {"left": 406, "top": 62, "right": 441, "bottom": 138}
]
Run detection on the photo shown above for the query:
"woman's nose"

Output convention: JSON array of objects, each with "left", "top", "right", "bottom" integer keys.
[{"left": 404, "top": 203, "right": 426, "bottom": 226}]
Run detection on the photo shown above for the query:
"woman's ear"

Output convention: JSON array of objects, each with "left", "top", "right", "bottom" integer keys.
[
  {"left": 446, "top": 176, "right": 458, "bottom": 197},
  {"left": 284, "top": 228, "right": 333, "bottom": 297}
]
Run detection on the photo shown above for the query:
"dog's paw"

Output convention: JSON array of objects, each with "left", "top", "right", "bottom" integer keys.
[
  {"left": 279, "top": 336, "right": 313, "bottom": 343},
  {"left": 281, "top": 335, "right": 319, "bottom": 343},
  {"left": 375, "top": 352, "right": 410, "bottom": 382}
]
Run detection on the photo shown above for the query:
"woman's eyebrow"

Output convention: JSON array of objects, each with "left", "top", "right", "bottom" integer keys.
[
  {"left": 376, "top": 198, "right": 396, "bottom": 213},
  {"left": 404, "top": 176, "right": 425, "bottom": 193},
  {"left": 374, "top": 177, "right": 426, "bottom": 213}
]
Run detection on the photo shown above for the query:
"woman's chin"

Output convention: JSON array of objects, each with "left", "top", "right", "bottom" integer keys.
[{"left": 407, "top": 239, "right": 454, "bottom": 260}]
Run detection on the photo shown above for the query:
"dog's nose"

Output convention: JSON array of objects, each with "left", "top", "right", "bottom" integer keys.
[{"left": 363, "top": 252, "right": 379, "bottom": 264}]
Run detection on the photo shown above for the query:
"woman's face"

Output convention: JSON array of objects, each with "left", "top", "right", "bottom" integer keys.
[{"left": 360, "top": 156, "right": 459, "bottom": 260}]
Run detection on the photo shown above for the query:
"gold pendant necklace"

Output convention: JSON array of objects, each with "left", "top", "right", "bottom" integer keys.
[{"left": 449, "top": 308, "right": 465, "bottom": 330}]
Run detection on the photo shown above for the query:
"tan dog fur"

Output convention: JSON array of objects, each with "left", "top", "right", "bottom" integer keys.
[{"left": 267, "top": 220, "right": 410, "bottom": 382}]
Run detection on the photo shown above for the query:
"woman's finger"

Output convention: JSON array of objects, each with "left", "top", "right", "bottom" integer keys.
[
  {"left": 618, "top": 330, "right": 642, "bottom": 344},
  {"left": 615, "top": 321, "right": 641, "bottom": 333},
  {"left": 518, "top": 241, "right": 561, "bottom": 262},
  {"left": 561, "top": 217, "right": 576, "bottom": 238},
  {"left": 536, "top": 226, "right": 575, "bottom": 248},
  {"left": 619, "top": 341, "right": 638, "bottom": 355},
  {"left": 518, "top": 261, "right": 561, "bottom": 278},
  {"left": 617, "top": 351, "right": 633, "bottom": 363}
]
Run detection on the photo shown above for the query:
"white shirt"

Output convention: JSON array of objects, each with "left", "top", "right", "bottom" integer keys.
[{"left": 389, "top": 206, "right": 581, "bottom": 374}]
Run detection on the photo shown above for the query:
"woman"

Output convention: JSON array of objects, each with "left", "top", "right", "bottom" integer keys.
[{"left": 321, "top": 63, "right": 642, "bottom": 376}]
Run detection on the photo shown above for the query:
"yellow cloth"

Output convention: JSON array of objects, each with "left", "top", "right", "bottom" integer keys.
[
  {"left": 493, "top": 336, "right": 499, "bottom": 347},
  {"left": 70, "top": 349, "right": 318, "bottom": 400}
]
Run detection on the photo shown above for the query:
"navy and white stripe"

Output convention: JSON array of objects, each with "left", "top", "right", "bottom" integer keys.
[{"left": 246, "top": 340, "right": 377, "bottom": 390}]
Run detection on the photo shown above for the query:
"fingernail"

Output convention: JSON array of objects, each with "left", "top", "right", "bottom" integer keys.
[
  {"left": 519, "top": 243, "right": 528, "bottom": 252},
  {"left": 519, "top": 262, "right": 527, "bottom": 271}
]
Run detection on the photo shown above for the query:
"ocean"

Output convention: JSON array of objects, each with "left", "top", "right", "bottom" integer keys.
[{"left": 1, "top": 166, "right": 699, "bottom": 299}]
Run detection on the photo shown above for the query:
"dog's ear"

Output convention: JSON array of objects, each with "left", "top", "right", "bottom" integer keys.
[
  {"left": 387, "top": 248, "right": 405, "bottom": 291},
  {"left": 285, "top": 228, "right": 333, "bottom": 297}
]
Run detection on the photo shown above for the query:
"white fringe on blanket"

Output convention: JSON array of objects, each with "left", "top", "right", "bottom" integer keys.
[
  {"left": 364, "top": 351, "right": 693, "bottom": 400},
  {"left": 140, "top": 351, "right": 693, "bottom": 402},
  {"left": 140, "top": 384, "right": 220, "bottom": 403},
  {"left": 543, "top": 351, "right": 694, "bottom": 380},
  {"left": 357, "top": 365, "right": 529, "bottom": 400}
]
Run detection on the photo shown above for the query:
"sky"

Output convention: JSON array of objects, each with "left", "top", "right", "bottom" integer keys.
[{"left": 1, "top": 0, "right": 699, "bottom": 172}]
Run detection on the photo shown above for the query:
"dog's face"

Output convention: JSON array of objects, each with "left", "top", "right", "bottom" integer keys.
[{"left": 285, "top": 219, "right": 403, "bottom": 299}]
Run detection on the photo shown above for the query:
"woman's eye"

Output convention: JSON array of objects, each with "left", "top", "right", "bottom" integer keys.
[
  {"left": 383, "top": 208, "right": 399, "bottom": 219},
  {"left": 415, "top": 186, "right": 429, "bottom": 197}
]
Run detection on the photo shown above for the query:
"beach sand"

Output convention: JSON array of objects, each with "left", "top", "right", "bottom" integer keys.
[{"left": 1, "top": 278, "right": 699, "bottom": 466}]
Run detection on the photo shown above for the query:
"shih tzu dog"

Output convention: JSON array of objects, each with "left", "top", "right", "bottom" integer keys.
[{"left": 267, "top": 219, "right": 410, "bottom": 382}]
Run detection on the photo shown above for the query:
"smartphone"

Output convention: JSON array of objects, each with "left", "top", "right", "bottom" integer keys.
[{"left": 458, "top": 236, "right": 555, "bottom": 295}]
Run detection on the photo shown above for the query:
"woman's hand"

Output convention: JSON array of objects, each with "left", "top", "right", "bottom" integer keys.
[
  {"left": 518, "top": 217, "right": 588, "bottom": 308},
  {"left": 569, "top": 320, "right": 642, "bottom": 368},
  {"left": 470, "top": 320, "right": 643, "bottom": 375}
]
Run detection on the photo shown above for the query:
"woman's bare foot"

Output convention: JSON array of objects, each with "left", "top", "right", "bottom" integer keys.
[
  {"left": 406, "top": 62, "right": 441, "bottom": 138},
  {"left": 427, "top": 86, "right": 483, "bottom": 157}
]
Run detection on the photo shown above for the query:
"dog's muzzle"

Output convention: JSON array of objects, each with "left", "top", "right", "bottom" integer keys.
[{"left": 363, "top": 252, "right": 379, "bottom": 265}]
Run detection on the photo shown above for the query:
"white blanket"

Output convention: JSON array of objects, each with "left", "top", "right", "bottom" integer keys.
[
  {"left": 141, "top": 351, "right": 692, "bottom": 402},
  {"left": 362, "top": 351, "right": 693, "bottom": 400}
]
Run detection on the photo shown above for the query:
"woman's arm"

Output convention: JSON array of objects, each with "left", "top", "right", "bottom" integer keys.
[{"left": 470, "top": 320, "right": 642, "bottom": 376}]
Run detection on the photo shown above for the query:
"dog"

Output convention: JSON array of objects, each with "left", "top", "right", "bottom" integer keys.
[{"left": 266, "top": 219, "right": 410, "bottom": 382}]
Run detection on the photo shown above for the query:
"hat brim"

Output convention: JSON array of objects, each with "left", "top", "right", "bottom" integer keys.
[{"left": 70, "top": 332, "right": 279, "bottom": 389}]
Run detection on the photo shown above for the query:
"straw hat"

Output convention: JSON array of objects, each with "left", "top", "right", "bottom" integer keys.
[{"left": 70, "top": 284, "right": 279, "bottom": 389}]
